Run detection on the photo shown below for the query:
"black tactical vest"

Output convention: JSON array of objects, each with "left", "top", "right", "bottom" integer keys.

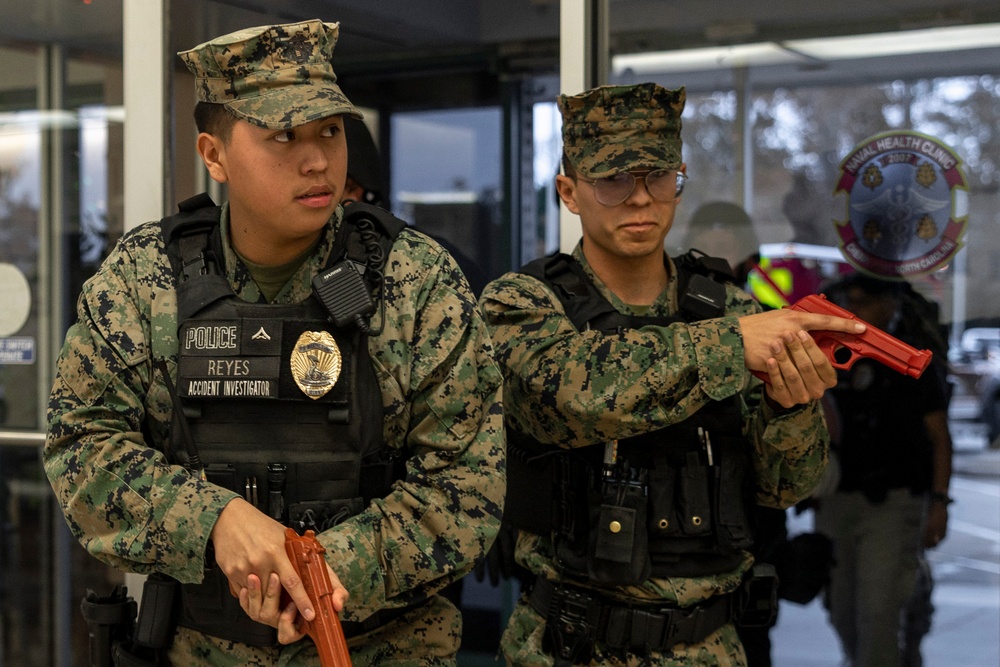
[
  {"left": 504, "top": 251, "right": 756, "bottom": 581},
  {"left": 160, "top": 195, "right": 405, "bottom": 646}
]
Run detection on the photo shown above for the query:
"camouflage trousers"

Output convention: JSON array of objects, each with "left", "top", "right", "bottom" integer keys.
[
  {"left": 500, "top": 599, "right": 748, "bottom": 666},
  {"left": 166, "top": 595, "right": 461, "bottom": 666}
]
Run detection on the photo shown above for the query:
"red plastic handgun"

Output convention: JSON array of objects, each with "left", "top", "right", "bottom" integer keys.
[
  {"left": 284, "top": 528, "right": 352, "bottom": 667},
  {"left": 752, "top": 293, "right": 932, "bottom": 382}
]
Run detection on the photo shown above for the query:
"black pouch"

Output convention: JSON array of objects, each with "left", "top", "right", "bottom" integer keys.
[
  {"left": 774, "top": 532, "right": 834, "bottom": 604},
  {"left": 677, "top": 451, "right": 713, "bottom": 537},
  {"left": 646, "top": 461, "right": 678, "bottom": 537},
  {"left": 586, "top": 480, "right": 651, "bottom": 586},
  {"left": 133, "top": 575, "right": 178, "bottom": 650},
  {"left": 203, "top": 463, "right": 237, "bottom": 493},
  {"left": 716, "top": 437, "right": 752, "bottom": 546},
  {"left": 80, "top": 585, "right": 136, "bottom": 667},
  {"left": 736, "top": 563, "right": 779, "bottom": 627}
]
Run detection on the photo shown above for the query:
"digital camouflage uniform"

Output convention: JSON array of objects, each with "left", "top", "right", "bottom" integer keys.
[
  {"left": 479, "top": 84, "right": 829, "bottom": 666},
  {"left": 44, "top": 19, "right": 505, "bottom": 667}
]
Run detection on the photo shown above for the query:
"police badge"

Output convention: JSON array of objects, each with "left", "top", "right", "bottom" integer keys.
[
  {"left": 291, "top": 331, "right": 342, "bottom": 399},
  {"left": 835, "top": 130, "right": 968, "bottom": 279}
]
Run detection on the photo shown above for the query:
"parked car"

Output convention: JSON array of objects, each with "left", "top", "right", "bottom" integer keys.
[{"left": 949, "top": 327, "right": 1000, "bottom": 445}]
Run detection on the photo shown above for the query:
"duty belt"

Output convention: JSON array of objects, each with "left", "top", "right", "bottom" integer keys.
[
  {"left": 529, "top": 576, "right": 734, "bottom": 657},
  {"left": 340, "top": 601, "right": 423, "bottom": 638}
]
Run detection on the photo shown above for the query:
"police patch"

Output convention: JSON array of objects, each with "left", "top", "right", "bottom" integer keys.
[
  {"left": 835, "top": 130, "right": 968, "bottom": 279},
  {"left": 291, "top": 330, "right": 342, "bottom": 399}
]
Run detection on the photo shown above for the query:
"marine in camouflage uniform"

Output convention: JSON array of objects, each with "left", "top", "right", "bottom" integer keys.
[
  {"left": 480, "top": 84, "right": 854, "bottom": 666},
  {"left": 44, "top": 19, "right": 504, "bottom": 666}
]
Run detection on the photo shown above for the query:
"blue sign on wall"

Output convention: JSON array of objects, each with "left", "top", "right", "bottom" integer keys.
[{"left": 0, "top": 337, "right": 35, "bottom": 364}]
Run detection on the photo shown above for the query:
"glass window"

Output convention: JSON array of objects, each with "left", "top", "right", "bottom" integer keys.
[
  {"left": 390, "top": 107, "right": 506, "bottom": 294},
  {"left": 749, "top": 76, "right": 1000, "bottom": 327},
  {"left": 676, "top": 89, "right": 740, "bottom": 227},
  {"left": 529, "top": 100, "right": 562, "bottom": 260},
  {"left": 0, "top": 41, "right": 125, "bottom": 665}
]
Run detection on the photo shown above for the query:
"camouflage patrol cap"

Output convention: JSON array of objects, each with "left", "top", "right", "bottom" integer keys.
[
  {"left": 559, "top": 83, "right": 685, "bottom": 179},
  {"left": 178, "top": 19, "right": 361, "bottom": 130}
]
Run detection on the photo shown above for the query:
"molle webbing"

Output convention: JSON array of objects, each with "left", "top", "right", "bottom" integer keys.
[{"left": 507, "top": 251, "right": 753, "bottom": 579}]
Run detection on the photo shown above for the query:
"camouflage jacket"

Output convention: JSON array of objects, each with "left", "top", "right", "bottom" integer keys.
[
  {"left": 44, "top": 203, "right": 506, "bottom": 622},
  {"left": 479, "top": 243, "right": 828, "bottom": 606}
]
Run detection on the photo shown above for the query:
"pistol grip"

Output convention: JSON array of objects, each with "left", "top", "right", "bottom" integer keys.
[{"left": 285, "top": 529, "right": 353, "bottom": 667}]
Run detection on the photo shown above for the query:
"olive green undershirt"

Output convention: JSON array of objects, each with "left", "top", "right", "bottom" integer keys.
[{"left": 236, "top": 247, "right": 313, "bottom": 303}]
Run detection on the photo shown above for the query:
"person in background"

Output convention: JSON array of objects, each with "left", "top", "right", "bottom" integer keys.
[
  {"left": 341, "top": 116, "right": 387, "bottom": 207},
  {"left": 480, "top": 82, "right": 866, "bottom": 666},
  {"left": 815, "top": 273, "right": 952, "bottom": 667},
  {"left": 682, "top": 200, "right": 760, "bottom": 287},
  {"left": 44, "top": 19, "right": 504, "bottom": 666},
  {"left": 782, "top": 171, "right": 837, "bottom": 247}
]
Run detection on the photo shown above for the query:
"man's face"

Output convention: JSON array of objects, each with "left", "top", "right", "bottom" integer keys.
[
  {"left": 202, "top": 115, "right": 348, "bottom": 250},
  {"left": 556, "top": 165, "right": 685, "bottom": 265}
]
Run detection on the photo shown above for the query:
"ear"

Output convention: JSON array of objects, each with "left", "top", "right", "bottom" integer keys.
[
  {"left": 555, "top": 174, "right": 580, "bottom": 214},
  {"left": 196, "top": 132, "right": 229, "bottom": 184}
]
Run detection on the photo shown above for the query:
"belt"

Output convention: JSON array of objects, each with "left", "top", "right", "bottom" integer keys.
[
  {"left": 340, "top": 600, "right": 424, "bottom": 638},
  {"left": 529, "top": 576, "right": 734, "bottom": 654}
]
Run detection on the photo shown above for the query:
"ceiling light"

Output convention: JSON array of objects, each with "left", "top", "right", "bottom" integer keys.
[
  {"left": 612, "top": 22, "right": 1000, "bottom": 74},
  {"left": 785, "top": 23, "right": 1000, "bottom": 59}
]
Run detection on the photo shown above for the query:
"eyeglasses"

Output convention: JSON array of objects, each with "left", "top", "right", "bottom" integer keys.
[{"left": 577, "top": 170, "right": 688, "bottom": 207}]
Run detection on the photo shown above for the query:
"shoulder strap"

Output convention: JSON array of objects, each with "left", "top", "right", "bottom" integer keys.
[
  {"left": 161, "top": 194, "right": 229, "bottom": 322},
  {"left": 519, "top": 250, "right": 735, "bottom": 330},
  {"left": 520, "top": 252, "right": 626, "bottom": 331},
  {"left": 341, "top": 201, "right": 407, "bottom": 240},
  {"left": 161, "top": 193, "right": 223, "bottom": 278},
  {"left": 340, "top": 201, "right": 406, "bottom": 268}
]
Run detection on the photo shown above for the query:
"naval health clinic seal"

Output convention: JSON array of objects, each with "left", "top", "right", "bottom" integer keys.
[{"left": 835, "top": 130, "right": 968, "bottom": 278}]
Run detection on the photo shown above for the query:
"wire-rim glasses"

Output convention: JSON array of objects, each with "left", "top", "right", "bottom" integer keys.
[{"left": 577, "top": 170, "right": 687, "bottom": 207}]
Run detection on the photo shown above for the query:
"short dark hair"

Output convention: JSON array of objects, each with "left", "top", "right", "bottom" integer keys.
[
  {"left": 193, "top": 102, "right": 238, "bottom": 142},
  {"left": 561, "top": 153, "right": 577, "bottom": 179}
]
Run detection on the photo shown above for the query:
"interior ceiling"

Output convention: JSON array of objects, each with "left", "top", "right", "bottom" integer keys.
[
  {"left": 1, "top": 0, "right": 998, "bottom": 103},
  {"left": 4, "top": 0, "right": 1000, "bottom": 62}
]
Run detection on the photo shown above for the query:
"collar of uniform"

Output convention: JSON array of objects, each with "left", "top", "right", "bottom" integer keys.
[
  {"left": 571, "top": 241, "right": 677, "bottom": 316},
  {"left": 218, "top": 201, "right": 343, "bottom": 303}
]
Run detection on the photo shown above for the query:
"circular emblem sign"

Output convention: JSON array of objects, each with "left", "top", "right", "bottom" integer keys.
[{"left": 835, "top": 130, "right": 968, "bottom": 278}]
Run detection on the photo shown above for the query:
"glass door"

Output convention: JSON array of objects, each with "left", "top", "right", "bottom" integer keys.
[{"left": 0, "top": 42, "right": 125, "bottom": 666}]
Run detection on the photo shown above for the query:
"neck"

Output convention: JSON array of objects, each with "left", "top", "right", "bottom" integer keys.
[
  {"left": 583, "top": 247, "right": 668, "bottom": 306},
  {"left": 229, "top": 214, "right": 321, "bottom": 267},
  {"left": 232, "top": 233, "right": 318, "bottom": 266}
]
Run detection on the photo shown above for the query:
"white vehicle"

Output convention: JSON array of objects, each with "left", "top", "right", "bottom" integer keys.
[{"left": 949, "top": 327, "right": 1000, "bottom": 445}]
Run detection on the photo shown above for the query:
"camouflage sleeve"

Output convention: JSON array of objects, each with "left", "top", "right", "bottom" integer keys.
[
  {"left": 482, "top": 269, "right": 827, "bottom": 507},
  {"left": 479, "top": 271, "right": 749, "bottom": 447},
  {"left": 43, "top": 227, "right": 238, "bottom": 583},
  {"left": 721, "top": 288, "right": 829, "bottom": 509},
  {"left": 316, "top": 231, "right": 505, "bottom": 621},
  {"left": 747, "top": 393, "right": 830, "bottom": 508}
]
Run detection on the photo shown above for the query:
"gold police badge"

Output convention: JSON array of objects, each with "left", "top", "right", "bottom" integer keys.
[{"left": 290, "top": 331, "right": 341, "bottom": 399}]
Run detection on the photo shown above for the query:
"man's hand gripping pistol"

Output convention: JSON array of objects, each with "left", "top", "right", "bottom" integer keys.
[
  {"left": 753, "top": 293, "right": 933, "bottom": 381},
  {"left": 285, "top": 528, "right": 353, "bottom": 667}
]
